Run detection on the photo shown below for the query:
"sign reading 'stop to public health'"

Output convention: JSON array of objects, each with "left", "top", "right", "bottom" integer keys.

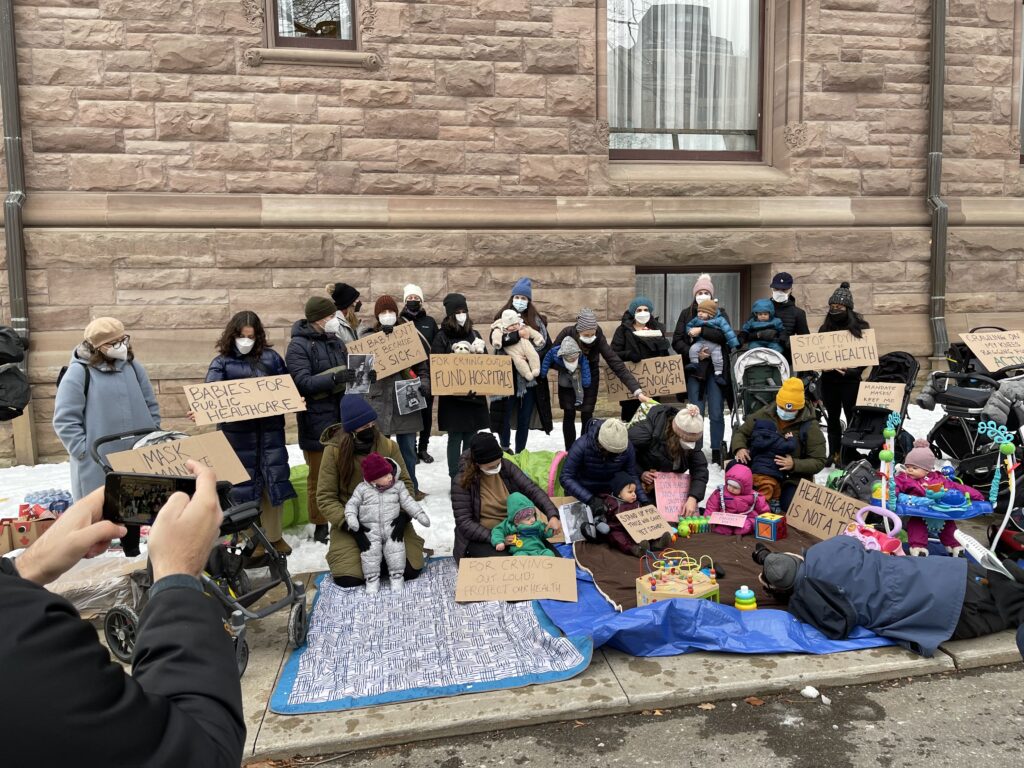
[{"left": 790, "top": 329, "right": 879, "bottom": 373}]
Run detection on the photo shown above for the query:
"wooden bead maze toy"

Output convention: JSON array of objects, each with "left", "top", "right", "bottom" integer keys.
[{"left": 636, "top": 549, "right": 720, "bottom": 607}]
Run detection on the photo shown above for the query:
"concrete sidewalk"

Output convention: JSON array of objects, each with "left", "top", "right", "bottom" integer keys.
[{"left": 240, "top": 573, "right": 1022, "bottom": 762}]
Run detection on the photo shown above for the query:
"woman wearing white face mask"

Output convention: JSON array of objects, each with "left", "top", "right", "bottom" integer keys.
[
  {"left": 611, "top": 295, "right": 671, "bottom": 422},
  {"left": 53, "top": 317, "right": 161, "bottom": 553},
  {"left": 206, "top": 311, "right": 297, "bottom": 561},
  {"left": 627, "top": 403, "right": 709, "bottom": 519},
  {"left": 451, "top": 432, "right": 561, "bottom": 560},
  {"left": 359, "top": 295, "right": 430, "bottom": 493}
]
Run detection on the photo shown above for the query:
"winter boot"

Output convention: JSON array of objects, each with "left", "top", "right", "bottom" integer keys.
[
  {"left": 271, "top": 538, "right": 292, "bottom": 557},
  {"left": 314, "top": 524, "right": 329, "bottom": 545}
]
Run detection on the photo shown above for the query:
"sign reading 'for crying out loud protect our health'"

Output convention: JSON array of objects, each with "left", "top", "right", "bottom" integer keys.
[
  {"left": 345, "top": 322, "right": 428, "bottom": 379},
  {"left": 185, "top": 375, "right": 305, "bottom": 426},
  {"left": 454, "top": 556, "right": 578, "bottom": 603},
  {"left": 790, "top": 329, "right": 879, "bottom": 373}
]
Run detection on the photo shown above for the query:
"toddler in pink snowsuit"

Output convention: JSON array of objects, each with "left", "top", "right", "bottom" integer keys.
[
  {"left": 706, "top": 463, "right": 770, "bottom": 536},
  {"left": 896, "top": 439, "right": 983, "bottom": 557}
]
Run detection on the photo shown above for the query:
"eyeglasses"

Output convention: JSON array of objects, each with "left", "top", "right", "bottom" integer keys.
[{"left": 102, "top": 335, "right": 130, "bottom": 348}]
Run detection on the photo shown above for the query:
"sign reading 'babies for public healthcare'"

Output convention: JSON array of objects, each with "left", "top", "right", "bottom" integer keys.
[{"left": 790, "top": 329, "right": 879, "bottom": 373}]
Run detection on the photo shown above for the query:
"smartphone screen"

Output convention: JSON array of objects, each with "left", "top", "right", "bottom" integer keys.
[{"left": 103, "top": 473, "right": 197, "bottom": 527}]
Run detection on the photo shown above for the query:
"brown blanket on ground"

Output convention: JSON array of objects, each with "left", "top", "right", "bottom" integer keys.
[{"left": 573, "top": 529, "right": 821, "bottom": 611}]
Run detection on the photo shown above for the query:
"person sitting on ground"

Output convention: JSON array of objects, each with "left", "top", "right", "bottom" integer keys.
[
  {"left": 748, "top": 418, "right": 797, "bottom": 515},
  {"left": 600, "top": 472, "right": 673, "bottom": 557},
  {"left": 757, "top": 535, "right": 1024, "bottom": 659},
  {"left": 896, "top": 439, "right": 984, "bottom": 558},
  {"left": 706, "top": 463, "right": 770, "bottom": 536},
  {"left": 1, "top": 462, "right": 245, "bottom": 766},
  {"left": 685, "top": 299, "right": 740, "bottom": 386},
  {"left": 739, "top": 298, "right": 787, "bottom": 355},
  {"left": 490, "top": 493, "right": 557, "bottom": 557},
  {"left": 731, "top": 378, "right": 827, "bottom": 512},
  {"left": 344, "top": 452, "right": 431, "bottom": 593},
  {"left": 451, "top": 432, "right": 561, "bottom": 560},
  {"left": 541, "top": 336, "right": 592, "bottom": 409},
  {"left": 561, "top": 418, "right": 648, "bottom": 541},
  {"left": 628, "top": 403, "right": 709, "bottom": 520}
]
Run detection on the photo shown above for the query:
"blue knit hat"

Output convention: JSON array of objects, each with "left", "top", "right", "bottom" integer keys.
[
  {"left": 628, "top": 296, "right": 654, "bottom": 316},
  {"left": 341, "top": 394, "right": 377, "bottom": 433},
  {"left": 511, "top": 277, "right": 532, "bottom": 300}
]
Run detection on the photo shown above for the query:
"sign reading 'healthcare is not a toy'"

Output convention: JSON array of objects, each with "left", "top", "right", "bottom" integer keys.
[
  {"left": 791, "top": 329, "right": 879, "bottom": 373},
  {"left": 786, "top": 479, "right": 862, "bottom": 540}
]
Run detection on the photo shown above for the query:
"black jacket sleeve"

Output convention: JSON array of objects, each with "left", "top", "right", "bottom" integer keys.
[
  {"left": 671, "top": 308, "right": 690, "bottom": 356},
  {"left": 685, "top": 450, "right": 709, "bottom": 501},
  {"left": 0, "top": 561, "right": 245, "bottom": 768},
  {"left": 599, "top": 334, "right": 641, "bottom": 392},
  {"left": 451, "top": 475, "right": 492, "bottom": 544},
  {"left": 793, "top": 307, "right": 810, "bottom": 337},
  {"left": 286, "top": 336, "right": 338, "bottom": 398},
  {"left": 700, "top": 308, "right": 731, "bottom": 347}
]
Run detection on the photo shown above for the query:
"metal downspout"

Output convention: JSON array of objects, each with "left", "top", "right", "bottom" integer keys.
[{"left": 927, "top": 0, "right": 949, "bottom": 360}]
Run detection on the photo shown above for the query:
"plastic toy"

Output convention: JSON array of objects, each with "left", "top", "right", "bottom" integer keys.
[
  {"left": 675, "top": 517, "right": 709, "bottom": 538},
  {"left": 979, "top": 420, "right": 1020, "bottom": 557},
  {"left": 841, "top": 506, "right": 905, "bottom": 555},
  {"left": 734, "top": 585, "right": 757, "bottom": 611},
  {"left": 636, "top": 550, "right": 720, "bottom": 607},
  {"left": 754, "top": 513, "right": 787, "bottom": 541}
]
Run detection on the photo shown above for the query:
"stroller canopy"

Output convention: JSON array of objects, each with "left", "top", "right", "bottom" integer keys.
[{"left": 732, "top": 347, "right": 791, "bottom": 384}]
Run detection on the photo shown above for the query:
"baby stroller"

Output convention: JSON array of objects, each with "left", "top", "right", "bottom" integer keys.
[
  {"left": 840, "top": 351, "right": 919, "bottom": 467},
  {"left": 92, "top": 428, "right": 308, "bottom": 676},
  {"left": 729, "top": 348, "right": 826, "bottom": 428}
]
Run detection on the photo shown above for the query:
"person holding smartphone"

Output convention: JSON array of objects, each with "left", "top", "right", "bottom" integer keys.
[
  {"left": 1, "top": 462, "right": 245, "bottom": 767},
  {"left": 203, "top": 311, "right": 296, "bottom": 560}
]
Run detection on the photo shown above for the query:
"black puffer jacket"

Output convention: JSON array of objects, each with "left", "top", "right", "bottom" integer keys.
[
  {"left": 771, "top": 296, "right": 810, "bottom": 339},
  {"left": 627, "top": 404, "right": 709, "bottom": 501},
  {"left": 671, "top": 302, "right": 735, "bottom": 404},
  {"left": 401, "top": 306, "right": 439, "bottom": 348},
  {"left": 431, "top": 324, "right": 490, "bottom": 432},
  {"left": 286, "top": 319, "right": 348, "bottom": 453},
  {"left": 610, "top": 312, "right": 671, "bottom": 364},
  {"left": 553, "top": 325, "right": 640, "bottom": 411}
]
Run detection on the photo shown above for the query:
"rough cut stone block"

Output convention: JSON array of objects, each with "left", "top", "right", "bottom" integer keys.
[
  {"left": 215, "top": 232, "right": 332, "bottom": 268},
  {"left": 20, "top": 86, "right": 76, "bottom": 122},
  {"left": 48, "top": 269, "right": 117, "bottom": 306},
  {"left": 364, "top": 110, "right": 441, "bottom": 139},
  {"left": 32, "top": 49, "right": 103, "bottom": 86},
  {"left": 822, "top": 63, "right": 885, "bottom": 91},
  {"left": 546, "top": 76, "right": 595, "bottom": 116},
  {"left": 437, "top": 60, "right": 495, "bottom": 96},
  {"left": 152, "top": 35, "right": 235, "bottom": 73},
  {"left": 31, "top": 127, "right": 122, "bottom": 154},
  {"left": 523, "top": 38, "right": 578, "bottom": 73},
  {"left": 397, "top": 140, "right": 465, "bottom": 173},
  {"left": 64, "top": 19, "right": 126, "bottom": 49},
  {"left": 340, "top": 80, "right": 414, "bottom": 107},
  {"left": 130, "top": 73, "right": 191, "bottom": 101},
  {"left": 358, "top": 173, "right": 435, "bottom": 195},
  {"left": 291, "top": 125, "right": 341, "bottom": 160},
  {"left": 78, "top": 100, "right": 155, "bottom": 128},
  {"left": 155, "top": 103, "right": 229, "bottom": 140},
  {"left": 495, "top": 126, "right": 568, "bottom": 153},
  {"left": 68, "top": 155, "right": 164, "bottom": 191},
  {"left": 254, "top": 94, "right": 317, "bottom": 123}
]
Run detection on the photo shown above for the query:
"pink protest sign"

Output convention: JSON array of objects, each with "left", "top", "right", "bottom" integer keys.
[
  {"left": 653, "top": 472, "right": 691, "bottom": 523},
  {"left": 708, "top": 511, "right": 749, "bottom": 528}
]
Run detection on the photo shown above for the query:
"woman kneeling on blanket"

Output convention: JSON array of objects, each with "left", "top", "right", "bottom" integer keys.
[
  {"left": 317, "top": 394, "right": 427, "bottom": 588},
  {"left": 452, "top": 432, "right": 561, "bottom": 560}
]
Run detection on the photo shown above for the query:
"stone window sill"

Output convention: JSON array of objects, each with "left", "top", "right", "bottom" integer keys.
[
  {"left": 607, "top": 162, "right": 789, "bottom": 185},
  {"left": 244, "top": 47, "right": 382, "bottom": 71}
]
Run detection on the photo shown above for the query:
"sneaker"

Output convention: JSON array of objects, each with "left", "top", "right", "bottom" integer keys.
[
  {"left": 417, "top": 450, "right": 434, "bottom": 464},
  {"left": 313, "top": 524, "right": 329, "bottom": 544},
  {"left": 271, "top": 538, "right": 293, "bottom": 557}
]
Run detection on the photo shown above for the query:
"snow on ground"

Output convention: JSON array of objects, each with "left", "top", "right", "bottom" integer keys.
[{"left": 0, "top": 406, "right": 949, "bottom": 575}]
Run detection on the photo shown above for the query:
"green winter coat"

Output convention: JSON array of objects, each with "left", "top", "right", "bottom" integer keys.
[
  {"left": 729, "top": 402, "right": 827, "bottom": 487},
  {"left": 490, "top": 514, "right": 556, "bottom": 557},
  {"left": 316, "top": 423, "right": 425, "bottom": 580}
]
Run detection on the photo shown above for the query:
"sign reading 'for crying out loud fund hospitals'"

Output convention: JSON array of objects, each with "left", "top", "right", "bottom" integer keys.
[{"left": 790, "top": 329, "right": 879, "bottom": 373}]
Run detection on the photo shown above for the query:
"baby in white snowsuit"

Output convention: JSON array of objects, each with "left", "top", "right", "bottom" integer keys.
[
  {"left": 490, "top": 309, "right": 544, "bottom": 380},
  {"left": 344, "top": 452, "right": 430, "bottom": 593}
]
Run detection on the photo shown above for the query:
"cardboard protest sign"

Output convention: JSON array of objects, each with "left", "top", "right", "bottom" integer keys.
[
  {"left": 856, "top": 381, "right": 904, "bottom": 412},
  {"left": 615, "top": 504, "right": 674, "bottom": 543},
  {"left": 786, "top": 479, "right": 862, "bottom": 540},
  {"left": 708, "top": 511, "right": 749, "bottom": 528},
  {"left": 454, "top": 556, "right": 577, "bottom": 603},
  {"left": 345, "top": 322, "right": 428, "bottom": 379},
  {"left": 959, "top": 330, "right": 1024, "bottom": 373},
  {"left": 604, "top": 355, "right": 687, "bottom": 399},
  {"left": 791, "top": 329, "right": 879, "bottom": 373},
  {"left": 185, "top": 374, "right": 305, "bottom": 426},
  {"left": 653, "top": 472, "right": 691, "bottom": 523},
  {"left": 108, "top": 431, "right": 249, "bottom": 485},
  {"left": 430, "top": 354, "right": 514, "bottom": 396}
]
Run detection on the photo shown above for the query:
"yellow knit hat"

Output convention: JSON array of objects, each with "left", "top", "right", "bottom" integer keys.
[{"left": 776, "top": 378, "right": 805, "bottom": 412}]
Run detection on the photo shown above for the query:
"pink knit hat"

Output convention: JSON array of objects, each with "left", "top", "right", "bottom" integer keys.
[
  {"left": 904, "top": 439, "right": 936, "bottom": 472},
  {"left": 692, "top": 273, "right": 714, "bottom": 298}
]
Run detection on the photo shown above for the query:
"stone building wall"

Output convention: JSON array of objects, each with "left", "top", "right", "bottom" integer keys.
[{"left": 0, "top": 0, "right": 1021, "bottom": 464}]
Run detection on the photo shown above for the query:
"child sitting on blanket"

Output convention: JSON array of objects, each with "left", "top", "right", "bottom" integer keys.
[
  {"left": 344, "top": 452, "right": 431, "bottom": 593},
  {"left": 602, "top": 472, "right": 674, "bottom": 558},
  {"left": 896, "top": 439, "right": 984, "bottom": 558},
  {"left": 705, "top": 463, "right": 770, "bottom": 536},
  {"left": 491, "top": 493, "right": 556, "bottom": 556}
]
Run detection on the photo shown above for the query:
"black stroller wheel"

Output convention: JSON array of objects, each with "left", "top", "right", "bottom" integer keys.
[
  {"left": 104, "top": 606, "right": 140, "bottom": 662},
  {"left": 234, "top": 637, "right": 249, "bottom": 677},
  {"left": 288, "top": 600, "right": 308, "bottom": 649}
]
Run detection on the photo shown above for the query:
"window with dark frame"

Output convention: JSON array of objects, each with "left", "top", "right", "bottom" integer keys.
[
  {"left": 272, "top": 0, "right": 356, "bottom": 50},
  {"left": 635, "top": 268, "right": 750, "bottom": 332},
  {"left": 608, "top": 0, "right": 765, "bottom": 162}
]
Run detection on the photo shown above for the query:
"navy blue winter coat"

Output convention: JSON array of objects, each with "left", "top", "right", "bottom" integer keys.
[
  {"left": 788, "top": 536, "right": 967, "bottom": 657},
  {"left": 560, "top": 419, "right": 648, "bottom": 505},
  {"left": 285, "top": 320, "right": 348, "bottom": 453},
  {"left": 205, "top": 349, "right": 297, "bottom": 508},
  {"left": 748, "top": 419, "right": 797, "bottom": 480}
]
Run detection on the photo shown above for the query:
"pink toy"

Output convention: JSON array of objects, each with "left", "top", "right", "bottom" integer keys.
[{"left": 842, "top": 506, "right": 905, "bottom": 556}]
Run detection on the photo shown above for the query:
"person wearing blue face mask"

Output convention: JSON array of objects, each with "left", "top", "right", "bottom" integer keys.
[{"left": 730, "top": 378, "right": 827, "bottom": 513}]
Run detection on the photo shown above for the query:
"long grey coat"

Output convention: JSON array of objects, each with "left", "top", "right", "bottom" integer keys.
[{"left": 52, "top": 345, "right": 161, "bottom": 500}]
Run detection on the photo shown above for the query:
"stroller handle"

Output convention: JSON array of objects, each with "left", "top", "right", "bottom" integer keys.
[
  {"left": 90, "top": 427, "right": 168, "bottom": 472},
  {"left": 967, "top": 325, "right": 1007, "bottom": 334},
  {"left": 932, "top": 371, "right": 999, "bottom": 389}
]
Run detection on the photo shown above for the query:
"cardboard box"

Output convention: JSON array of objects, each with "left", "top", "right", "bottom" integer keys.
[
  {"left": 0, "top": 521, "right": 13, "bottom": 557},
  {"left": 8, "top": 511, "right": 56, "bottom": 550},
  {"left": 755, "top": 513, "right": 788, "bottom": 542}
]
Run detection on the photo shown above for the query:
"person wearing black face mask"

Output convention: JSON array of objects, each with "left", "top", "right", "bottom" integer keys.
[
  {"left": 315, "top": 395, "right": 426, "bottom": 588},
  {"left": 400, "top": 284, "right": 439, "bottom": 466},
  {"left": 817, "top": 282, "right": 871, "bottom": 466}
]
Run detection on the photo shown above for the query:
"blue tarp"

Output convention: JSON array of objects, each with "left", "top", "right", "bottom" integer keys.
[{"left": 537, "top": 545, "right": 894, "bottom": 658}]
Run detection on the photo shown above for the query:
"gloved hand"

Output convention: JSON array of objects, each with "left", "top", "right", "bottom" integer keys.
[
  {"left": 333, "top": 368, "right": 357, "bottom": 385},
  {"left": 350, "top": 525, "right": 371, "bottom": 552},
  {"left": 390, "top": 511, "right": 410, "bottom": 542},
  {"left": 367, "top": 370, "right": 378, "bottom": 384},
  {"left": 756, "top": 330, "right": 776, "bottom": 341},
  {"left": 628, "top": 352, "right": 643, "bottom": 363},
  {"left": 588, "top": 497, "right": 608, "bottom": 518}
]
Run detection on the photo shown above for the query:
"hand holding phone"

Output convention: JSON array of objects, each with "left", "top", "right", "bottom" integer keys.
[{"left": 102, "top": 473, "right": 198, "bottom": 527}]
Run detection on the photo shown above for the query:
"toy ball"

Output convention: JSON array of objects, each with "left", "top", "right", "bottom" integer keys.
[
  {"left": 1000, "top": 442, "right": 1016, "bottom": 456},
  {"left": 879, "top": 449, "right": 894, "bottom": 463},
  {"left": 883, "top": 428, "right": 895, "bottom": 439}
]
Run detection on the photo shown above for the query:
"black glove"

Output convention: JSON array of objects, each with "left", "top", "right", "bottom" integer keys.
[
  {"left": 588, "top": 497, "right": 608, "bottom": 518},
  {"left": 390, "top": 511, "right": 410, "bottom": 542},
  {"left": 628, "top": 352, "right": 643, "bottom": 363},
  {"left": 333, "top": 368, "right": 357, "bottom": 385},
  {"left": 756, "top": 330, "right": 776, "bottom": 341},
  {"left": 367, "top": 370, "right": 378, "bottom": 384},
  {"left": 350, "top": 525, "right": 371, "bottom": 552}
]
